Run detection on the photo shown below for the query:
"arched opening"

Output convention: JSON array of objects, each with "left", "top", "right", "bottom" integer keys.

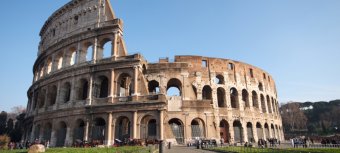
[
  {"left": 219, "top": 120, "right": 230, "bottom": 143},
  {"left": 47, "top": 59, "right": 52, "bottom": 74},
  {"left": 258, "top": 82, "right": 263, "bottom": 91},
  {"left": 230, "top": 88, "right": 239, "bottom": 108},
  {"left": 57, "top": 55, "right": 63, "bottom": 70},
  {"left": 217, "top": 87, "right": 226, "bottom": 107},
  {"left": 85, "top": 44, "right": 93, "bottom": 61},
  {"left": 34, "top": 124, "right": 41, "bottom": 140},
  {"left": 77, "top": 79, "right": 88, "bottom": 100},
  {"left": 92, "top": 117, "right": 106, "bottom": 144},
  {"left": 215, "top": 74, "right": 225, "bottom": 84},
  {"left": 267, "top": 95, "right": 272, "bottom": 113},
  {"left": 256, "top": 123, "right": 263, "bottom": 139},
  {"left": 95, "top": 76, "right": 109, "bottom": 98},
  {"left": 233, "top": 120, "right": 243, "bottom": 143},
  {"left": 37, "top": 89, "right": 46, "bottom": 109},
  {"left": 56, "top": 121, "right": 67, "bottom": 147},
  {"left": 271, "top": 124, "right": 275, "bottom": 139},
  {"left": 260, "top": 94, "right": 266, "bottom": 113},
  {"left": 191, "top": 118, "right": 205, "bottom": 139},
  {"left": 115, "top": 116, "right": 130, "bottom": 140},
  {"left": 242, "top": 89, "right": 250, "bottom": 108},
  {"left": 102, "top": 40, "right": 112, "bottom": 58},
  {"left": 140, "top": 116, "right": 157, "bottom": 139},
  {"left": 61, "top": 82, "right": 71, "bottom": 103},
  {"left": 43, "top": 123, "right": 52, "bottom": 142},
  {"left": 39, "top": 66, "right": 44, "bottom": 78},
  {"left": 271, "top": 97, "right": 276, "bottom": 113},
  {"left": 264, "top": 123, "right": 269, "bottom": 139},
  {"left": 247, "top": 122, "right": 254, "bottom": 142},
  {"left": 252, "top": 91, "right": 259, "bottom": 109},
  {"left": 70, "top": 49, "right": 77, "bottom": 66},
  {"left": 166, "top": 78, "right": 182, "bottom": 96},
  {"left": 74, "top": 119, "right": 85, "bottom": 142},
  {"left": 47, "top": 85, "right": 57, "bottom": 106},
  {"left": 202, "top": 85, "right": 212, "bottom": 100},
  {"left": 168, "top": 118, "right": 184, "bottom": 144},
  {"left": 117, "top": 73, "right": 132, "bottom": 97},
  {"left": 148, "top": 80, "right": 160, "bottom": 94}
]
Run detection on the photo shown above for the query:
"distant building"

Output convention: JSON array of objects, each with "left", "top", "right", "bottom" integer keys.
[{"left": 23, "top": 0, "right": 284, "bottom": 147}]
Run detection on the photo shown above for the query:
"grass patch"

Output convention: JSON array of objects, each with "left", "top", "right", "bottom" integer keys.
[
  {"left": 0, "top": 146, "right": 150, "bottom": 153},
  {"left": 207, "top": 146, "right": 340, "bottom": 153}
]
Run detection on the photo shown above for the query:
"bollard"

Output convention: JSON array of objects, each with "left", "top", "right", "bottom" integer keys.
[
  {"left": 159, "top": 140, "right": 163, "bottom": 153},
  {"left": 168, "top": 142, "right": 171, "bottom": 149}
]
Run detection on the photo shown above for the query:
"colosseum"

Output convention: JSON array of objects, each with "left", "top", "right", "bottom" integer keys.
[{"left": 23, "top": 0, "right": 284, "bottom": 147}]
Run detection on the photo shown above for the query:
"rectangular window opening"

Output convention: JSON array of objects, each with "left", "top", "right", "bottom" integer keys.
[
  {"left": 250, "top": 68, "right": 254, "bottom": 78},
  {"left": 202, "top": 60, "right": 207, "bottom": 68},
  {"left": 228, "top": 63, "right": 234, "bottom": 70}
]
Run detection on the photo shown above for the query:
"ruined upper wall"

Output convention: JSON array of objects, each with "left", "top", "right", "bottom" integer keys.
[{"left": 38, "top": 0, "right": 116, "bottom": 55}]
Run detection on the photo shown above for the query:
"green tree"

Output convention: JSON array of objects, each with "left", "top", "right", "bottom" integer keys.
[{"left": 0, "top": 111, "right": 7, "bottom": 135}]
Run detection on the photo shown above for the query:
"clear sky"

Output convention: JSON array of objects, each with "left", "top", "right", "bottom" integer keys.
[{"left": 0, "top": 0, "right": 339, "bottom": 112}]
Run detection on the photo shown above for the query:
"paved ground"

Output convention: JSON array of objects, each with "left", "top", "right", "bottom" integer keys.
[{"left": 164, "top": 146, "right": 217, "bottom": 153}]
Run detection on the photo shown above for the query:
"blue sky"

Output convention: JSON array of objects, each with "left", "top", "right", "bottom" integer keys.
[{"left": 0, "top": 0, "right": 339, "bottom": 112}]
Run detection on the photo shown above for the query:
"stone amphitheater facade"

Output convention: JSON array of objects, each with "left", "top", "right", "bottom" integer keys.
[{"left": 24, "top": 0, "right": 284, "bottom": 147}]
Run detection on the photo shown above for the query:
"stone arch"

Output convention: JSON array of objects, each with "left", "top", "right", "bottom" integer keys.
[
  {"left": 73, "top": 119, "right": 85, "bottom": 142},
  {"left": 233, "top": 120, "right": 243, "bottom": 143},
  {"left": 99, "top": 38, "right": 112, "bottom": 58},
  {"left": 258, "top": 82, "right": 263, "bottom": 91},
  {"left": 252, "top": 91, "right": 259, "bottom": 109},
  {"left": 76, "top": 78, "right": 88, "bottom": 100},
  {"left": 264, "top": 123, "right": 269, "bottom": 139},
  {"left": 92, "top": 117, "right": 106, "bottom": 143},
  {"left": 256, "top": 122, "right": 263, "bottom": 139},
  {"left": 166, "top": 78, "right": 182, "bottom": 96},
  {"left": 60, "top": 82, "right": 71, "bottom": 103},
  {"left": 47, "top": 85, "right": 57, "bottom": 106},
  {"left": 215, "top": 74, "right": 225, "bottom": 84},
  {"left": 219, "top": 119, "right": 230, "bottom": 143},
  {"left": 246, "top": 122, "right": 254, "bottom": 142},
  {"left": 148, "top": 80, "right": 159, "bottom": 94},
  {"left": 69, "top": 47, "right": 77, "bottom": 66},
  {"left": 117, "top": 73, "right": 132, "bottom": 97},
  {"left": 37, "top": 88, "right": 46, "bottom": 109},
  {"left": 168, "top": 118, "right": 184, "bottom": 144},
  {"left": 260, "top": 94, "right": 266, "bottom": 113},
  {"left": 230, "top": 87, "right": 239, "bottom": 108},
  {"left": 266, "top": 95, "right": 272, "bottom": 113},
  {"left": 43, "top": 123, "right": 52, "bottom": 142},
  {"left": 217, "top": 87, "right": 226, "bottom": 107},
  {"left": 271, "top": 124, "right": 275, "bottom": 138},
  {"left": 56, "top": 121, "right": 67, "bottom": 147},
  {"left": 242, "top": 89, "right": 250, "bottom": 108},
  {"left": 115, "top": 116, "right": 131, "bottom": 140},
  {"left": 83, "top": 42, "right": 93, "bottom": 62},
  {"left": 140, "top": 115, "right": 157, "bottom": 139},
  {"left": 47, "top": 58, "right": 52, "bottom": 74},
  {"left": 56, "top": 52, "right": 63, "bottom": 70},
  {"left": 271, "top": 97, "right": 276, "bottom": 113},
  {"left": 191, "top": 118, "right": 205, "bottom": 139},
  {"left": 34, "top": 124, "right": 41, "bottom": 140},
  {"left": 95, "top": 76, "right": 109, "bottom": 98},
  {"left": 202, "top": 85, "right": 212, "bottom": 100}
]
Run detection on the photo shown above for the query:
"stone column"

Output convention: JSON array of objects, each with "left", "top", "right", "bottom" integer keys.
[
  {"left": 87, "top": 75, "right": 93, "bottom": 105},
  {"left": 268, "top": 125, "right": 273, "bottom": 139},
  {"left": 242, "top": 123, "right": 248, "bottom": 143},
  {"left": 133, "top": 111, "right": 138, "bottom": 138},
  {"left": 84, "top": 120, "right": 90, "bottom": 141},
  {"left": 132, "top": 66, "right": 139, "bottom": 96},
  {"left": 65, "top": 126, "right": 73, "bottom": 147},
  {"left": 106, "top": 113, "right": 113, "bottom": 146},
  {"left": 92, "top": 37, "right": 98, "bottom": 63},
  {"left": 262, "top": 126, "right": 267, "bottom": 140},
  {"left": 252, "top": 122, "right": 258, "bottom": 142},
  {"left": 229, "top": 121, "right": 235, "bottom": 144},
  {"left": 159, "top": 110, "right": 164, "bottom": 140},
  {"left": 109, "top": 70, "right": 115, "bottom": 103},
  {"left": 70, "top": 77, "right": 76, "bottom": 102},
  {"left": 50, "top": 121, "right": 57, "bottom": 147}
]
